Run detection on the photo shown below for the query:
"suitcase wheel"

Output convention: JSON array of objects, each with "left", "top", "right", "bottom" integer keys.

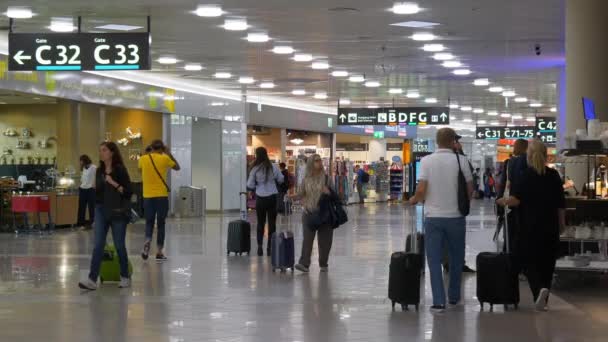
[
  {"left": 479, "top": 302, "right": 484, "bottom": 311},
  {"left": 490, "top": 304, "right": 494, "bottom": 312},
  {"left": 415, "top": 305, "right": 419, "bottom": 311},
  {"left": 514, "top": 304, "right": 519, "bottom": 310},
  {"left": 272, "top": 268, "right": 276, "bottom": 273},
  {"left": 281, "top": 268, "right": 286, "bottom": 273},
  {"left": 504, "top": 305, "right": 509, "bottom": 311},
  {"left": 401, "top": 304, "right": 408, "bottom": 311},
  {"left": 391, "top": 301, "right": 396, "bottom": 310}
]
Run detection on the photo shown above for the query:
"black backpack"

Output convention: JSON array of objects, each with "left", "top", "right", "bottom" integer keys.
[{"left": 360, "top": 171, "right": 370, "bottom": 183}]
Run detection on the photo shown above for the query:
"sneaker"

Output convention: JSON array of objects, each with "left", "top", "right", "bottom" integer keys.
[
  {"left": 118, "top": 277, "right": 131, "bottom": 288},
  {"left": 430, "top": 305, "right": 446, "bottom": 313},
  {"left": 141, "top": 241, "right": 150, "bottom": 260},
  {"left": 257, "top": 247, "right": 264, "bottom": 256},
  {"left": 535, "top": 288, "right": 550, "bottom": 312},
  {"left": 295, "top": 264, "right": 310, "bottom": 273},
  {"left": 78, "top": 278, "right": 98, "bottom": 291},
  {"left": 320, "top": 266, "right": 329, "bottom": 273},
  {"left": 462, "top": 265, "right": 476, "bottom": 273},
  {"left": 156, "top": 253, "right": 168, "bottom": 262}
]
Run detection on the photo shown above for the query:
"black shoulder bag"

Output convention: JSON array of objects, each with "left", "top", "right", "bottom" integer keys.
[
  {"left": 456, "top": 153, "right": 470, "bottom": 216},
  {"left": 149, "top": 154, "right": 171, "bottom": 192},
  {"left": 103, "top": 170, "right": 131, "bottom": 220}
]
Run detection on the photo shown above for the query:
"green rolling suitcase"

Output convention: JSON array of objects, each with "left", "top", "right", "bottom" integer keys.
[{"left": 99, "top": 244, "right": 133, "bottom": 283}]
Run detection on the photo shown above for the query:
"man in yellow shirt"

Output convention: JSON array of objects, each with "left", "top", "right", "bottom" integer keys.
[{"left": 138, "top": 140, "right": 180, "bottom": 261}]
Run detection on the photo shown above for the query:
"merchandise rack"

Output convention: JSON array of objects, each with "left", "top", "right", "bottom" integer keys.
[
  {"left": 389, "top": 163, "right": 404, "bottom": 201},
  {"left": 556, "top": 236, "right": 608, "bottom": 273}
]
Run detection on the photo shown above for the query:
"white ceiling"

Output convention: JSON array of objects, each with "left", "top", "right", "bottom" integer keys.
[{"left": 1, "top": 0, "right": 564, "bottom": 126}]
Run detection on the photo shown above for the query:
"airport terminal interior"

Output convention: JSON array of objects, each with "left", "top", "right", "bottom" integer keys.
[{"left": 1, "top": 1, "right": 608, "bottom": 341}]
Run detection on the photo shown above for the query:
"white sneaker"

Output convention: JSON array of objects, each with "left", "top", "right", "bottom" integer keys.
[
  {"left": 535, "top": 288, "right": 549, "bottom": 311},
  {"left": 78, "top": 278, "right": 98, "bottom": 291},
  {"left": 118, "top": 277, "right": 131, "bottom": 288}
]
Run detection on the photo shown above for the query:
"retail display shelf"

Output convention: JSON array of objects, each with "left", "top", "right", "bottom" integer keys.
[{"left": 556, "top": 260, "right": 608, "bottom": 272}]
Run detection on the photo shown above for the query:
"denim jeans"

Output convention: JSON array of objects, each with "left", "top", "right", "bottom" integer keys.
[
  {"left": 144, "top": 197, "right": 169, "bottom": 248},
  {"left": 77, "top": 188, "right": 96, "bottom": 225},
  {"left": 424, "top": 216, "right": 466, "bottom": 306},
  {"left": 88, "top": 205, "right": 129, "bottom": 281}
]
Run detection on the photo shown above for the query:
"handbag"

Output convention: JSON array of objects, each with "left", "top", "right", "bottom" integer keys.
[
  {"left": 103, "top": 182, "right": 132, "bottom": 220},
  {"left": 149, "top": 154, "right": 170, "bottom": 192},
  {"left": 455, "top": 152, "right": 470, "bottom": 216}
]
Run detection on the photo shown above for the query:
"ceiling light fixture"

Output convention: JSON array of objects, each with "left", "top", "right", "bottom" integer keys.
[
  {"left": 406, "top": 92, "right": 420, "bottom": 98},
  {"left": 453, "top": 69, "right": 471, "bottom": 76},
  {"left": 314, "top": 92, "right": 328, "bottom": 99},
  {"left": 290, "top": 138, "right": 304, "bottom": 145},
  {"left": 514, "top": 97, "right": 528, "bottom": 103},
  {"left": 490, "top": 121, "right": 500, "bottom": 126},
  {"left": 339, "top": 98, "right": 351, "bottom": 105},
  {"left": 433, "top": 53, "right": 454, "bottom": 61},
  {"left": 238, "top": 77, "right": 255, "bottom": 84},
  {"left": 530, "top": 103, "right": 542, "bottom": 108},
  {"left": 425, "top": 98, "right": 437, "bottom": 103},
  {"left": 246, "top": 32, "right": 270, "bottom": 43},
  {"left": 422, "top": 44, "right": 444, "bottom": 52},
  {"left": 272, "top": 46, "right": 294, "bottom": 54},
  {"left": 411, "top": 32, "right": 435, "bottom": 41},
  {"left": 512, "top": 114, "right": 523, "bottom": 119},
  {"left": 391, "top": 2, "right": 421, "bottom": 15},
  {"left": 502, "top": 90, "right": 516, "bottom": 97},
  {"left": 391, "top": 21, "right": 439, "bottom": 28},
  {"left": 487, "top": 111, "right": 498, "bottom": 116},
  {"left": 526, "top": 117, "right": 536, "bottom": 122},
  {"left": 550, "top": 107, "right": 557, "bottom": 112},
  {"left": 449, "top": 104, "right": 459, "bottom": 109},
  {"left": 349, "top": 75, "right": 365, "bottom": 83},
  {"left": 195, "top": 5, "right": 223, "bottom": 17},
  {"left": 293, "top": 54, "right": 313, "bottom": 62},
  {"left": 473, "top": 108, "right": 484, "bottom": 114},
  {"left": 463, "top": 118, "right": 473, "bottom": 123},
  {"left": 488, "top": 86, "right": 504, "bottom": 93},
  {"left": 259, "top": 82, "right": 275, "bottom": 89},
  {"left": 389, "top": 88, "right": 403, "bottom": 94},
  {"left": 367, "top": 104, "right": 379, "bottom": 109},
  {"left": 500, "top": 113, "right": 512, "bottom": 118},
  {"left": 157, "top": 56, "right": 178, "bottom": 64},
  {"left": 331, "top": 70, "right": 349, "bottom": 77},
  {"left": 477, "top": 120, "right": 487, "bottom": 124},
  {"left": 184, "top": 63, "right": 203, "bottom": 71},
  {"left": 96, "top": 24, "right": 143, "bottom": 31},
  {"left": 473, "top": 78, "right": 490, "bottom": 86},
  {"left": 292, "top": 89, "right": 306, "bottom": 95},
  {"left": 223, "top": 18, "right": 248, "bottom": 31},
  {"left": 214, "top": 72, "right": 232, "bottom": 79},
  {"left": 460, "top": 106, "right": 472, "bottom": 111},
  {"left": 365, "top": 81, "right": 381, "bottom": 88},
  {"left": 442, "top": 61, "right": 462, "bottom": 68},
  {"left": 311, "top": 61, "right": 330, "bottom": 70},
  {"left": 49, "top": 18, "right": 76, "bottom": 32},
  {"left": 5, "top": 6, "right": 33, "bottom": 19}
]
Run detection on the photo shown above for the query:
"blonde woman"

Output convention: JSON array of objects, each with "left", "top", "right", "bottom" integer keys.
[
  {"left": 292, "top": 154, "right": 334, "bottom": 273},
  {"left": 497, "top": 139, "right": 566, "bottom": 311}
]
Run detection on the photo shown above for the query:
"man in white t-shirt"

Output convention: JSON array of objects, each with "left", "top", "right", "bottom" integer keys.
[{"left": 410, "top": 128, "right": 473, "bottom": 313}]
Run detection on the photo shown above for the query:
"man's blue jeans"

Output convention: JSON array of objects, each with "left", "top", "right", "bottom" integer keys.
[
  {"left": 424, "top": 217, "right": 466, "bottom": 306},
  {"left": 144, "top": 197, "right": 169, "bottom": 248},
  {"left": 88, "top": 205, "right": 129, "bottom": 281}
]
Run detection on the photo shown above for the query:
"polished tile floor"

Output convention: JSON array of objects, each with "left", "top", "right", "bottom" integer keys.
[{"left": 0, "top": 201, "right": 607, "bottom": 341}]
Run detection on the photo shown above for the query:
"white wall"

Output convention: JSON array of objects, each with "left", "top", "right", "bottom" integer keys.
[
  {"left": 368, "top": 139, "right": 387, "bottom": 161},
  {"left": 192, "top": 118, "right": 222, "bottom": 211},
  {"left": 169, "top": 115, "right": 193, "bottom": 214},
  {"left": 222, "top": 121, "right": 247, "bottom": 210}
]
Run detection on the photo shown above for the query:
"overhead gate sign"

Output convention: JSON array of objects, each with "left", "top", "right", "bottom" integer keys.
[{"left": 337, "top": 107, "right": 450, "bottom": 126}]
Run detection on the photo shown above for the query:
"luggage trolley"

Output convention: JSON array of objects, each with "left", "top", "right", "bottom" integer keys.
[{"left": 12, "top": 194, "right": 55, "bottom": 234}]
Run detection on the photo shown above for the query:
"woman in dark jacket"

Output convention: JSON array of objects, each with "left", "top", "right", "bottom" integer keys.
[
  {"left": 79, "top": 142, "right": 133, "bottom": 290},
  {"left": 497, "top": 139, "right": 566, "bottom": 311}
]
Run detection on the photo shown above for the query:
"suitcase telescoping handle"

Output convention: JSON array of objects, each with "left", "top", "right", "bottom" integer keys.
[
  {"left": 239, "top": 192, "right": 248, "bottom": 220},
  {"left": 408, "top": 204, "right": 423, "bottom": 254}
]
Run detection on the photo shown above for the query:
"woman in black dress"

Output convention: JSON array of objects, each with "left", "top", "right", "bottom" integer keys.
[{"left": 497, "top": 139, "right": 566, "bottom": 311}]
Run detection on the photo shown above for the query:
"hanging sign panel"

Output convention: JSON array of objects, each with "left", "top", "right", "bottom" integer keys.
[
  {"left": 8, "top": 33, "right": 151, "bottom": 71},
  {"left": 535, "top": 117, "right": 557, "bottom": 144},
  {"left": 475, "top": 126, "right": 536, "bottom": 140},
  {"left": 337, "top": 107, "right": 449, "bottom": 126}
]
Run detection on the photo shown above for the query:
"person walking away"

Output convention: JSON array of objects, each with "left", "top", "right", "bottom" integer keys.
[
  {"left": 139, "top": 140, "right": 181, "bottom": 262},
  {"left": 483, "top": 168, "right": 495, "bottom": 198},
  {"left": 77, "top": 154, "right": 96, "bottom": 229},
  {"left": 78, "top": 142, "right": 133, "bottom": 290},
  {"left": 293, "top": 154, "right": 335, "bottom": 273},
  {"left": 501, "top": 139, "right": 528, "bottom": 256},
  {"left": 409, "top": 128, "right": 473, "bottom": 313},
  {"left": 354, "top": 165, "right": 369, "bottom": 204},
  {"left": 497, "top": 139, "right": 565, "bottom": 311},
  {"left": 247, "top": 147, "right": 284, "bottom": 256}
]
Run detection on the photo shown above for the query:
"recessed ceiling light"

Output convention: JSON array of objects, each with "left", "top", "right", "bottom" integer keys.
[
  {"left": 507, "top": 123, "right": 516, "bottom": 127},
  {"left": 365, "top": 81, "right": 381, "bottom": 88},
  {"left": 210, "top": 101, "right": 227, "bottom": 106},
  {"left": 339, "top": 98, "right": 351, "bottom": 105},
  {"left": 473, "top": 108, "right": 484, "bottom": 114},
  {"left": 238, "top": 77, "right": 255, "bottom": 84},
  {"left": 223, "top": 18, "right": 248, "bottom": 31},
  {"left": 293, "top": 54, "right": 313, "bottom": 62},
  {"left": 184, "top": 63, "right": 203, "bottom": 71},
  {"left": 530, "top": 103, "right": 542, "bottom": 108},
  {"left": 214, "top": 72, "right": 232, "bottom": 79},
  {"left": 5, "top": 7, "right": 33, "bottom": 19},
  {"left": 526, "top": 117, "right": 536, "bottom": 122},
  {"left": 406, "top": 92, "right": 420, "bottom": 98},
  {"left": 487, "top": 111, "right": 498, "bottom": 116},
  {"left": 246, "top": 32, "right": 270, "bottom": 43},
  {"left": 502, "top": 90, "right": 516, "bottom": 97},
  {"left": 473, "top": 78, "right": 490, "bottom": 86},
  {"left": 449, "top": 103, "right": 459, "bottom": 109},
  {"left": 453, "top": 69, "right": 471, "bottom": 76},
  {"left": 195, "top": 5, "right": 223, "bottom": 17},
  {"left": 367, "top": 104, "right": 379, "bottom": 109},
  {"left": 512, "top": 114, "right": 523, "bottom": 119},
  {"left": 425, "top": 98, "right": 437, "bottom": 103},
  {"left": 514, "top": 97, "right": 528, "bottom": 103},
  {"left": 391, "top": 2, "right": 421, "bottom": 15},
  {"left": 314, "top": 92, "right": 328, "bottom": 99},
  {"left": 49, "top": 18, "right": 75, "bottom": 32},
  {"left": 157, "top": 56, "right": 178, "bottom": 64},
  {"left": 450, "top": 116, "right": 457, "bottom": 120},
  {"left": 349, "top": 75, "right": 365, "bottom": 83},
  {"left": 433, "top": 53, "right": 454, "bottom": 61},
  {"left": 442, "top": 61, "right": 462, "bottom": 68},
  {"left": 411, "top": 32, "right": 435, "bottom": 41},
  {"left": 95, "top": 24, "right": 143, "bottom": 31},
  {"left": 118, "top": 85, "right": 135, "bottom": 91},
  {"left": 331, "top": 70, "right": 349, "bottom": 77},
  {"left": 460, "top": 106, "right": 472, "bottom": 111},
  {"left": 292, "top": 89, "right": 306, "bottom": 95},
  {"left": 550, "top": 107, "right": 557, "bottom": 112},
  {"left": 82, "top": 78, "right": 101, "bottom": 85},
  {"left": 311, "top": 61, "right": 330, "bottom": 70},
  {"left": 463, "top": 118, "right": 473, "bottom": 123},
  {"left": 422, "top": 44, "right": 444, "bottom": 52},
  {"left": 392, "top": 21, "right": 439, "bottom": 28},
  {"left": 272, "top": 46, "right": 294, "bottom": 54},
  {"left": 488, "top": 86, "right": 504, "bottom": 93},
  {"left": 490, "top": 121, "right": 500, "bottom": 126},
  {"left": 389, "top": 88, "right": 403, "bottom": 94},
  {"left": 260, "top": 82, "right": 275, "bottom": 89},
  {"left": 477, "top": 120, "right": 487, "bottom": 124},
  {"left": 500, "top": 113, "right": 512, "bottom": 118}
]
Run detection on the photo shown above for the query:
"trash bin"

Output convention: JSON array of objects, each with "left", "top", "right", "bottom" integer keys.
[{"left": 177, "top": 186, "right": 205, "bottom": 218}]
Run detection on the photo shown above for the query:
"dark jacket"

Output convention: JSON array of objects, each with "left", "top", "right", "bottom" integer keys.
[{"left": 95, "top": 164, "right": 133, "bottom": 204}]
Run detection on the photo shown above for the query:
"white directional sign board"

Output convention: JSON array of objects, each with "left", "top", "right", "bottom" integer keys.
[{"left": 337, "top": 107, "right": 449, "bottom": 126}]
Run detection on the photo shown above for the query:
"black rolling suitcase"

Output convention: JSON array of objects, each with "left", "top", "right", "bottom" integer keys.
[
  {"left": 227, "top": 192, "right": 251, "bottom": 256},
  {"left": 476, "top": 205, "right": 520, "bottom": 311},
  {"left": 388, "top": 206, "right": 423, "bottom": 311}
]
